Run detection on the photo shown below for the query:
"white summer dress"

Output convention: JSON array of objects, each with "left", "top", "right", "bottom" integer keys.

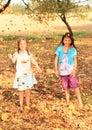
[{"left": 13, "top": 51, "right": 37, "bottom": 91}]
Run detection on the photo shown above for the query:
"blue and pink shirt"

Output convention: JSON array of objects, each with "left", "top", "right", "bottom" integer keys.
[{"left": 55, "top": 45, "right": 77, "bottom": 75}]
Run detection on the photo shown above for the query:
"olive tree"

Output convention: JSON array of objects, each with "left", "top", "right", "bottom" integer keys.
[{"left": 22, "top": 0, "right": 92, "bottom": 36}]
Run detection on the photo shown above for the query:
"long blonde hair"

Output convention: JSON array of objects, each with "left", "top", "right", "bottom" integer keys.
[{"left": 17, "top": 37, "right": 30, "bottom": 55}]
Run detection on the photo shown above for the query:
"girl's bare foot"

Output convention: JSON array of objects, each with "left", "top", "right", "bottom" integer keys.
[
  {"left": 18, "top": 106, "right": 23, "bottom": 113},
  {"left": 79, "top": 102, "right": 83, "bottom": 108}
]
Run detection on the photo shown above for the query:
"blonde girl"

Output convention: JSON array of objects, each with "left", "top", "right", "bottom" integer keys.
[{"left": 8, "top": 38, "right": 41, "bottom": 112}]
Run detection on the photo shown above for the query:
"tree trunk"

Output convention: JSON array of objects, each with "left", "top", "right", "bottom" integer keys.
[
  {"left": 0, "top": 0, "right": 11, "bottom": 13},
  {"left": 60, "top": 14, "right": 73, "bottom": 36}
]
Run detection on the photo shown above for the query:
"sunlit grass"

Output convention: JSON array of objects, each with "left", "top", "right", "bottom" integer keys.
[{"left": 0, "top": 31, "right": 92, "bottom": 41}]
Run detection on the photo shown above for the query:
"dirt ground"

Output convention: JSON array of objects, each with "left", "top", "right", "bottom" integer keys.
[
  {"left": 0, "top": 14, "right": 92, "bottom": 36},
  {"left": 0, "top": 14, "right": 92, "bottom": 130},
  {"left": 0, "top": 37, "right": 92, "bottom": 130}
]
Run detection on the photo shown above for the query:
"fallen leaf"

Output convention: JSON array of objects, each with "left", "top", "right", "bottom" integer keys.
[{"left": 1, "top": 113, "right": 9, "bottom": 121}]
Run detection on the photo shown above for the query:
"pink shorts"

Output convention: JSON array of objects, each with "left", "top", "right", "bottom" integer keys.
[{"left": 60, "top": 75, "right": 79, "bottom": 90}]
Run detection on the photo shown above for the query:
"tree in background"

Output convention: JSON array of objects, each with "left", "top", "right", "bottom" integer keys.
[
  {"left": 22, "top": 0, "right": 92, "bottom": 36},
  {"left": 0, "top": 0, "right": 92, "bottom": 36}
]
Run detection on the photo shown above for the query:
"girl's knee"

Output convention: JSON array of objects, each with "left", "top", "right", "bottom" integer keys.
[{"left": 25, "top": 89, "right": 30, "bottom": 95}]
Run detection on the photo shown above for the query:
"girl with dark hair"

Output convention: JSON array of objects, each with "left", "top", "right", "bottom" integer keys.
[
  {"left": 55, "top": 32, "right": 83, "bottom": 108},
  {"left": 8, "top": 38, "right": 42, "bottom": 112}
]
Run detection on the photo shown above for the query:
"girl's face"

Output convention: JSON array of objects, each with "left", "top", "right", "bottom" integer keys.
[
  {"left": 63, "top": 37, "right": 71, "bottom": 47},
  {"left": 19, "top": 40, "right": 27, "bottom": 51}
]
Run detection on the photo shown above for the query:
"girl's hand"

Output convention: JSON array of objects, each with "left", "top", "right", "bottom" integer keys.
[
  {"left": 8, "top": 53, "right": 17, "bottom": 63},
  {"left": 55, "top": 70, "right": 59, "bottom": 77},
  {"left": 70, "top": 70, "right": 76, "bottom": 77},
  {"left": 8, "top": 54, "right": 13, "bottom": 60},
  {"left": 36, "top": 66, "right": 42, "bottom": 73}
]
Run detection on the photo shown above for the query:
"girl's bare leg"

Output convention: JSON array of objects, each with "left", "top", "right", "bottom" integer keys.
[
  {"left": 19, "top": 91, "right": 24, "bottom": 111},
  {"left": 74, "top": 87, "right": 83, "bottom": 107},
  {"left": 25, "top": 89, "right": 30, "bottom": 107},
  {"left": 65, "top": 89, "right": 70, "bottom": 103}
]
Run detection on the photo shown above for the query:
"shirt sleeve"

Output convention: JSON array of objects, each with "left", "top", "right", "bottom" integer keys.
[
  {"left": 55, "top": 46, "right": 61, "bottom": 56},
  {"left": 30, "top": 53, "right": 33, "bottom": 58},
  {"left": 13, "top": 52, "right": 18, "bottom": 59},
  {"left": 73, "top": 48, "right": 77, "bottom": 56},
  {"left": 13, "top": 52, "right": 18, "bottom": 57},
  {"left": 12, "top": 52, "right": 18, "bottom": 63}
]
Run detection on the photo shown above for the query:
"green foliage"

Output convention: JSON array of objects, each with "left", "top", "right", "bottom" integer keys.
[
  {"left": 1, "top": 35, "right": 22, "bottom": 40},
  {"left": 28, "top": 0, "right": 92, "bottom": 19},
  {"left": 0, "top": 35, "right": 42, "bottom": 41},
  {"left": 30, "top": 0, "right": 75, "bottom": 17},
  {"left": 73, "top": 32, "right": 92, "bottom": 38},
  {"left": 12, "top": 4, "right": 26, "bottom": 14}
]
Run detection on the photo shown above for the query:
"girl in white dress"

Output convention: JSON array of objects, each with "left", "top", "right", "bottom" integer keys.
[{"left": 8, "top": 38, "right": 42, "bottom": 112}]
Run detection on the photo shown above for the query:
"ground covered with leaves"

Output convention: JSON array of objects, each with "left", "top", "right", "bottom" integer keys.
[{"left": 0, "top": 37, "right": 92, "bottom": 130}]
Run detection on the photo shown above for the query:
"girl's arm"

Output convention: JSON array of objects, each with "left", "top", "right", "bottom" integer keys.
[
  {"left": 8, "top": 53, "right": 17, "bottom": 63},
  {"left": 73, "top": 56, "right": 77, "bottom": 71},
  {"left": 55, "top": 55, "right": 59, "bottom": 76},
  {"left": 31, "top": 56, "right": 42, "bottom": 73},
  {"left": 71, "top": 56, "right": 77, "bottom": 77}
]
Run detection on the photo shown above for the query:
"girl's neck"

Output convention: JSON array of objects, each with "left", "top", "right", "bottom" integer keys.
[
  {"left": 20, "top": 50, "right": 27, "bottom": 53},
  {"left": 63, "top": 45, "right": 70, "bottom": 53}
]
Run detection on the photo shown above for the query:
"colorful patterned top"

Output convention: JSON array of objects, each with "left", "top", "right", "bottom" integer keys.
[
  {"left": 55, "top": 45, "right": 77, "bottom": 75},
  {"left": 55, "top": 45, "right": 77, "bottom": 65},
  {"left": 13, "top": 51, "right": 33, "bottom": 76}
]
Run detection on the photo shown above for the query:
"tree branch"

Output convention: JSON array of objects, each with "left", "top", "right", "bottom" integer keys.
[
  {"left": 74, "top": 0, "right": 89, "bottom": 4},
  {"left": 21, "top": 0, "right": 29, "bottom": 9},
  {"left": 0, "top": 0, "right": 11, "bottom": 13},
  {"left": 60, "top": 14, "right": 73, "bottom": 36}
]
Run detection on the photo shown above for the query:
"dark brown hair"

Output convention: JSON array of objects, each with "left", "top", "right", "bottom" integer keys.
[{"left": 58, "top": 32, "right": 77, "bottom": 49}]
